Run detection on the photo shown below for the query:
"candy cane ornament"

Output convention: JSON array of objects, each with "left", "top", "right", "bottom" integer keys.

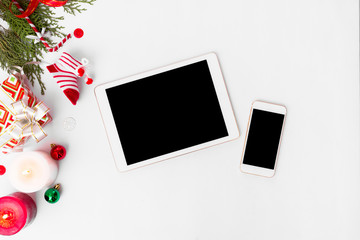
[
  {"left": 49, "top": 28, "right": 84, "bottom": 52},
  {"left": 12, "top": 1, "right": 83, "bottom": 52}
]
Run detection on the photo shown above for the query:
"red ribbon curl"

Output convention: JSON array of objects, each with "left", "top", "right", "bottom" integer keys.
[{"left": 10, "top": 0, "right": 68, "bottom": 18}]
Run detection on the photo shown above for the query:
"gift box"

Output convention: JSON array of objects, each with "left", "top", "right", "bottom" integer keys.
[{"left": 0, "top": 74, "right": 52, "bottom": 153}]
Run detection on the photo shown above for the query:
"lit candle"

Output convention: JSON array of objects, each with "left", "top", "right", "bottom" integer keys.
[
  {"left": 8, "top": 151, "right": 59, "bottom": 193},
  {"left": 0, "top": 192, "right": 37, "bottom": 236}
]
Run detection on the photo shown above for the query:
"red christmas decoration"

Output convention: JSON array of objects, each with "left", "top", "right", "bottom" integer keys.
[
  {"left": 50, "top": 144, "right": 66, "bottom": 160},
  {"left": 0, "top": 165, "right": 6, "bottom": 175},
  {"left": 73, "top": 28, "right": 84, "bottom": 38},
  {"left": 46, "top": 52, "right": 93, "bottom": 105},
  {"left": 78, "top": 68, "right": 85, "bottom": 77}
]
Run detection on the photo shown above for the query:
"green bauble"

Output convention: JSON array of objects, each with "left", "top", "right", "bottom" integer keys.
[{"left": 44, "top": 186, "right": 60, "bottom": 204}]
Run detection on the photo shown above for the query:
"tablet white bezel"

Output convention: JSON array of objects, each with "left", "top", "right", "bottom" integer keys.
[
  {"left": 240, "top": 100, "right": 287, "bottom": 177},
  {"left": 95, "top": 52, "right": 239, "bottom": 172}
]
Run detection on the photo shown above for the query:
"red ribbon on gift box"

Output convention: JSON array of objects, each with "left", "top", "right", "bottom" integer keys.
[{"left": 0, "top": 71, "right": 52, "bottom": 154}]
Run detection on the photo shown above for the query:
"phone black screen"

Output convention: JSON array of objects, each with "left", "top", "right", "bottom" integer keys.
[{"left": 243, "top": 109, "right": 285, "bottom": 169}]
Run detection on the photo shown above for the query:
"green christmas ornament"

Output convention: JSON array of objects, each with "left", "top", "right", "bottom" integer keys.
[{"left": 44, "top": 184, "right": 61, "bottom": 204}]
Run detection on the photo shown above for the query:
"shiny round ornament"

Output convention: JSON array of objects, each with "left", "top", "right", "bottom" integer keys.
[
  {"left": 50, "top": 144, "right": 66, "bottom": 160},
  {"left": 44, "top": 184, "right": 61, "bottom": 204}
]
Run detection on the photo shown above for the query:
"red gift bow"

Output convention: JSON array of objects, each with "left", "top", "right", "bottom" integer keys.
[{"left": 10, "top": 0, "right": 68, "bottom": 18}]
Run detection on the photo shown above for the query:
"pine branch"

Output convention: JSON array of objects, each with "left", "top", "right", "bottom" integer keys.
[
  {"left": 63, "top": 0, "right": 95, "bottom": 15},
  {"left": 0, "top": 26, "right": 45, "bottom": 93},
  {"left": 1, "top": 0, "right": 66, "bottom": 42}
]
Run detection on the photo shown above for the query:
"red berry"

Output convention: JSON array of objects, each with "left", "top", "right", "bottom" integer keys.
[
  {"left": 86, "top": 78, "right": 93, "bottom": 85},
  {"left": 50, "top": 145, "right": 66, "bottom": 160},
  {"left": 73, "top": 28, "right": 84, "bottom": 38},
  {"left": 0, "top": 165, "right": 6, "bottom": 175},
  {"left": 78, "top": 68, "right": 85, "bottom": 77}
]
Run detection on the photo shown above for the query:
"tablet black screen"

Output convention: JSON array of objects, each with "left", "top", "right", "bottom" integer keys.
[{"left": 106, "top": 60, "right": 228, "bottom": 165}]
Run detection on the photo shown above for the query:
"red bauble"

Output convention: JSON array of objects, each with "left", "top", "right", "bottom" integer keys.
[
  {"left": 0, "top": 165, "right": 6, "bottom": 175},
  {"left": 50, "top": 144, "right": 66, "bottom": 160}
]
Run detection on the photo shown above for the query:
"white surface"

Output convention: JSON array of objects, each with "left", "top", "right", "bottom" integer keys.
[
  {"left": 0, "top": 0, "right": 359, "bottom": 239},
  {"left": 95, "top": 52, "right": 239, "bottom": 172}
]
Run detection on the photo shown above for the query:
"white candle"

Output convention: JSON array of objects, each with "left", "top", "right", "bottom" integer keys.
[{"left": 8, "top": 151, "right": 59, "bottom": 193}]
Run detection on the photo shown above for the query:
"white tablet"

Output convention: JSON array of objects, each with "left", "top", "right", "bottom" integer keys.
[{"left": 95, "top": 53, "right": 239, "bottom": 172}]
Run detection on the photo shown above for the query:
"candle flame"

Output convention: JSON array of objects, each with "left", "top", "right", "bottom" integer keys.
[
  {"left": 22, "top": 169, "right": 32, "bottom": 175},
  {"left": 0, "top": 211, "right": 14, "bottom": 228}
]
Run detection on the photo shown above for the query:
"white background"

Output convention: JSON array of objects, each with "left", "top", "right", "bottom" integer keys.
[{"left": 0, "top": 0, "right": 359, "bottom": 239}]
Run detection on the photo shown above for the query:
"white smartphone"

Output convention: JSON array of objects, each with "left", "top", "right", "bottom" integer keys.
[{"left": 240, "top": 100, "right": 287, "bottom": 177}]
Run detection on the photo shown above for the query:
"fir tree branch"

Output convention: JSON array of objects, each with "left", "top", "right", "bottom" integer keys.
[
  {"left": 0, "top": 26, "right": 45, "bottom": 93},
  {"left": 63, "top": 0, "right": 95, "bottom": 15}
]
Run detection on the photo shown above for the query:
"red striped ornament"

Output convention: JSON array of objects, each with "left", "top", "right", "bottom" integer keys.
[{"left": 46, "top": 52, "right": 92, "bottom": 105}]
